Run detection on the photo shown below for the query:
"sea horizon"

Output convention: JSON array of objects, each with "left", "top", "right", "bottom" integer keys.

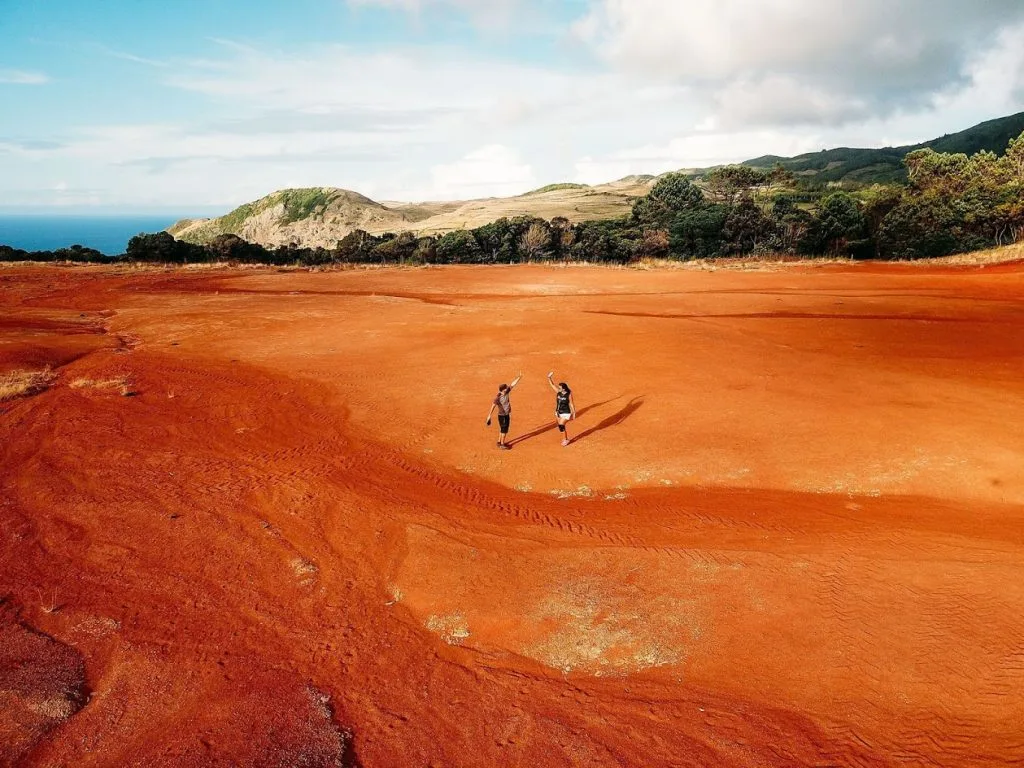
[{"left": 0, "top": 212, "right": 223, "bottom": 256}]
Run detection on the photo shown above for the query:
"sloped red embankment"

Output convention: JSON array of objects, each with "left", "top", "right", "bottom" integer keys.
[{"left": 2, "top": 263, "right": 1023, "bottom": 766}]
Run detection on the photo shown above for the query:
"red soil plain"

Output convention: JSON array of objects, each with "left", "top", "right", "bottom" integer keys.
[{"left": 2, "top": 261, "right": 1024, "bottom": 767}]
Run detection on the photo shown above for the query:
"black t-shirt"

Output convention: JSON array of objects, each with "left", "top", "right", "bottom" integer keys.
[{"left": 556, "top": 390, "right": 570, "bottom": 413}]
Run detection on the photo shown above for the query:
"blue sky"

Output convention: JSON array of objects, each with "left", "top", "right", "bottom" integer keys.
[{"left": 2, "top": 0, "right": 1023, "bottom": 213}]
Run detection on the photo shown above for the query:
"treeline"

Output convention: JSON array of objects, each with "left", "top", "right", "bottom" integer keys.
[
  {"left": 2, "top": 131, "right": 1022, "bottom": 266},
  {"left": 0, "top": 243, "right": 113, "bottom": 264}
]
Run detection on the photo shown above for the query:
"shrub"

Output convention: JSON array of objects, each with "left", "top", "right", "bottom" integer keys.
[{"left": 0, "top": 368, "right": 56, "bottom": 402}]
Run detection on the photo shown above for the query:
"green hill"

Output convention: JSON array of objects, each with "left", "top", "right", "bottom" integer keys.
[
  {"left": 742, "top": 111, "right": 1024, "bottom": 187},
  {"left": 522, "top": 183, "right": 590, "bottom": 195}
]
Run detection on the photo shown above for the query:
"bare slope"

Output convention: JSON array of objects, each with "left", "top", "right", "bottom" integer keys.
[
  {"left": 171, "top": 187, "right": 412, "bottom": 249},
  {"left": 4, "top": 263, "right": 1024, "bottom": 766}
]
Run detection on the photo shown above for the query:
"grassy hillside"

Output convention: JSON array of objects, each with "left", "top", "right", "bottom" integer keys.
[
  {"left": 168, "top": 112, "right": 1024, "bottom": 248},
  {"left": 743, "top": 111, "right": 1024, "bottom": 187},
  {"left": 172, "top": 187, "right": 410, "bottom": 248},
  {"left": 170, "top": 178, "right": 654, "bottom": 247},
  {"left": 522, "top": 183, "right": 590, "bottom": 195}
]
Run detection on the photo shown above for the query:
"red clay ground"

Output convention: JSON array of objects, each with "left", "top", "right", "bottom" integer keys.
[{"left": 2, "top": 262, "right": 1023, "bottom": 767}]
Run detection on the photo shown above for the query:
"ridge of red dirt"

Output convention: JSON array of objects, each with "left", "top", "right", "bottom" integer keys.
[{"left": 2, "top": 263, "right": 1023, "bottom": 766}]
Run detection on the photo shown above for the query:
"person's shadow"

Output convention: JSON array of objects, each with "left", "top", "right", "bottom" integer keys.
[
  {"left": 508, "top": 395, "right": 644, "bottom": 447},
  {"left": 507, "top": 396, "right": 622, "bottom": 447},
  {"left": 574, "top": 396, "right": 644, "bottom": 443}
]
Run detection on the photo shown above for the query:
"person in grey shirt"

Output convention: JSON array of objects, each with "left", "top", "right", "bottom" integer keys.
[{"left": 486, "top": 372, "right": 522, "bottom": 449}]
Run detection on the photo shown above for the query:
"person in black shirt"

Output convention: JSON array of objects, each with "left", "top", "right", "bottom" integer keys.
[{"left": 547, "top": 371, "right": 576, "bottom": 446}]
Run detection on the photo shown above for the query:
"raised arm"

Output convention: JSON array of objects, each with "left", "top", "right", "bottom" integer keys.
[
  {"left": 509, "top": 372, "right": 523, "bottom": 389},
  {"left": 546, "top": 371, "right": 559, "bottom": 392}
]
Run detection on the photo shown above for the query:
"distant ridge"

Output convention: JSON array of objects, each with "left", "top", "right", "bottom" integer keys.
[
  {"left": 171, "top": 112, "right": 1024, "bottom": 248},
  {"left": 741, "top": 111, "right": 1024, "bottom": 186},
  {"left": 173, "top": 177, "right": 655, "bottom": 249}
]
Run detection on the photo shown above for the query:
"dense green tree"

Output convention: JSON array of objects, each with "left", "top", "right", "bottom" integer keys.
[
  {"left": 631, "top": 173, "right": 706, "bottom": 229},
  {"left": 1006, "top": 132, "right": 1024, "bottom": 176},
  {"left": 571, "top": 220, "right": 635, "bottom": 263},
  {"left": 996, "top": 199, "right": 1024, "bottom": 244},
  {"left": 435, "top": 229, "right": 482, "bottom": 263},
  {"left": 54, "top": 244, "right": 110, "bottom": 263},
  {"left": 412, "top": 236, "right": 437, "bottom": 264},
  {"left": 127, "top": 231, "right": 205, "bottom": 263},
  {"left": 722, "top": 196, "right": 776, "bottom": 254},
  {"left": 768, "top": 196, "right": 815, "bottom": 253},
  {"left": 333, "top": 229, "right": 377, "bottom": 262},
  {"left": 0, "top": 245, "right": 35, "bottom": 261},
  {"left": 473, "top": 217, "right": 515, "bottom": 262},
  {"left": 808, "top": 193, "right": 867, "bottom": 256},
  {"left": 875, "top": 129, "right": 1024, "bottom": 257},
  {"left": 858, "top": 185, "right": 904, "bottom": 257},
  {"left": 207, "top": 233, "right": 267, "bottom": 263},
  {"left": 549, "top": 216, "right": 574, "bottom": 259},
  {"left": 669, "top": 205, "right": 728, "bottom": 258},
  {"left": 704, "top": 165, "right": 768, "bottom": 208},
  {"left": 877, "top": 198, "right": 959, "bottom": 260},
  {"left": 372, "top": 231, "right": 419, "bottom": 264},
  {"left": 905, "top": 148, "right": 973, "bottom": 196}
]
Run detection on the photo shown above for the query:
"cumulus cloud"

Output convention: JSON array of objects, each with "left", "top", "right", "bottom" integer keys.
[
  {"left": 6, "top": 5, "right": 1023, "bottom": 211},
  {"left": 714, "top": 76, "right": 870, "bottom": 127},
  {"left": 574, "top": 128, "right": 826, "bottom": 183},
  {"left": 0, "top": 43, "right": 585, "bottom": 205},
  {"left": 166, "top": 41, "right": 579, "bottom": 116},
  {"left": 932, "top": 21, "right": 1024, "bottom": 116},
  {"left": 429, "top": 144, "right": 536, "bottom": 198},
  {"left": 0, "top": 69, "right": 50, "bottom": 85},
  {"left": 573, "top": 0, "right": 1024, "bottom": 124}
]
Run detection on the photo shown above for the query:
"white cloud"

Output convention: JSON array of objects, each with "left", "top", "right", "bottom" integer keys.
[
  {"left": 931, "top": 21, "right": 1024, "bottom": 119},
  {"left": 574, "top": 129, "right": 826, "bottom": 183},
  {"left": 0, "top": 69, "right": 49, "bottom": 85},
  {"left": 5, "top": 7, "right": 1023, "bottom": 211},
  {"left": 0, "top": 43, "right": 593, "bottom": 206},
  {"left": 94, "top": 45, "right": 167, "bottom": 68},
  {"left": 714, "top": 76, "right": 870, "bottom": 128},
  {"left": 428, "top": 144, "right": 536, "bottom": 198},
  {"left": 573, "top": 0, "right": 1024, "bottom": 123}
]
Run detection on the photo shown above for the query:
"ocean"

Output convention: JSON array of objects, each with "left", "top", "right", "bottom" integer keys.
[{"left": 0, "top": 215, "right": 206, "bottom": 256}]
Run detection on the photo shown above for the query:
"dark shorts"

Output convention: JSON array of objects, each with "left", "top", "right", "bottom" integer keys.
[{"left": 498, "top": 414, "right": 510, "bottom": 433}]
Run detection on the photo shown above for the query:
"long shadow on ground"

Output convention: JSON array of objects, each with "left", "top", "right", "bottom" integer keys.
[
  {"left": 507, "top": 396, "right": 622, "bottom": 447},
  {"left": 573, "top": 396, "right": 645, "bottom": 443}
]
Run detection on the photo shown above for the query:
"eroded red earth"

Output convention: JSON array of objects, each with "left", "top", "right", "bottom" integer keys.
[{"left": 2, "top": 263, "right": 1023, "bottom": 767}]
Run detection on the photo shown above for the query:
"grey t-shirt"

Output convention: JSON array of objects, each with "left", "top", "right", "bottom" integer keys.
[{"left": 493, "top": 391, "right": 511, "bottom": 415}]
